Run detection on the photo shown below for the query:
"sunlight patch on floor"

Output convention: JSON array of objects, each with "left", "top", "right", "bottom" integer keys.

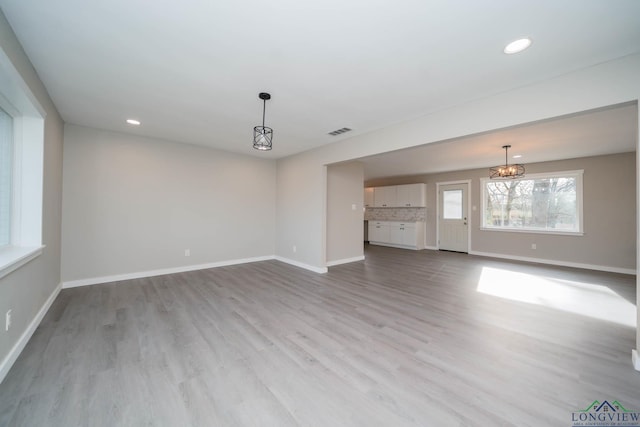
[{"left": 477, "top": 267, "right": 636, "bottom": 327}]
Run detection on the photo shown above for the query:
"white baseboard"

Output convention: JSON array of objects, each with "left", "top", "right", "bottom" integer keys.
[
  {"left": 274, "top": 256, "right": 328, "bottom": 274},
  {"left": 0, "top": 282, "right": 62, "bottom": 384},
  {"left": 468, "top": 250, "right": 636, "bottom": 275},
  {"left": 369, "top": 242, "right": 422, "bottom": 251},
  {"left": 62, "top": 255, "right": 276, "bottom": 288},
  {"left": 633, "top": 350, "right": 640, "bottom": 371},
  {"left": 326, "top": 255, "right": 365, "bottom": 267},
  {"left": 424, "top": 246, "right": 438, "bottom": 251}
]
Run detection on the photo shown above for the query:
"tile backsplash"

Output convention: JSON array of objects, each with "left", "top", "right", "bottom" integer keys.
[{"left": 365, "top": 207, "right": 426, "bottom": 222}]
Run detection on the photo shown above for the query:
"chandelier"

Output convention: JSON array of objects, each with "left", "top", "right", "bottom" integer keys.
[
  {"left": 489, "top": 145, "right": 525, "bottom": 179},
  {"left": 253, "top": 92, "right": 273, "bottom": 151}
]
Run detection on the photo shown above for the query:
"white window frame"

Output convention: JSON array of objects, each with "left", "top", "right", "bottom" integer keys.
[
  {"left": 0, "top": 103, "right": 12, "bottom": 247},
  {"left": 480, "top": 170, "right": 584, "bottom": 236},
  {"left": 0, "top": 48, "right": 46, "bottom": 279}
]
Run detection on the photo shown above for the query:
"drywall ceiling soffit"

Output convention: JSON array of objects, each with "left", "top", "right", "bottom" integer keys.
[
  {"left": 359, "top": 102, "right": 638, "bottom": 180},
  {"left": 1, "top": 0, "right": 640, "bottom": 159}
]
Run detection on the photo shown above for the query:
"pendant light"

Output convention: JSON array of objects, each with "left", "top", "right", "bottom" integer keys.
[
  {"left": 253, "top": 92, "right": 273, "bottom": 151},
  {"left": 489, "top": 145, "right": 525, "bottom": 179}
]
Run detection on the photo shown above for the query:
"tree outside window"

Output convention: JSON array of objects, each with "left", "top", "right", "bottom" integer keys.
[{"left": 482, "top": 172, "right": 581, "bottom": 233}]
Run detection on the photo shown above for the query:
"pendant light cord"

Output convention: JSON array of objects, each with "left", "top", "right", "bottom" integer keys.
[{"left": 502, "top": 144, "right": 511, "bottom": 167}]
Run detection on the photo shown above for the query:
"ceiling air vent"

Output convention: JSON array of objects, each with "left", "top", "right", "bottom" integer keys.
[{"left": 328, "top": 127, "right": 352, "bottom": 136}]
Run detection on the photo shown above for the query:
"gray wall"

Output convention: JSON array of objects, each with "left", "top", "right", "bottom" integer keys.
[
  {"left": 0, "top": 12, "right": 64, "bottom": 370},
  {"left": 327, "top": 162, "right": 364, "bottom": 264},
  {"left": 367, "top": 152, "right": 636, "bottom": 272},
  {"left": 61, "top": 125, "right": 277, "bottom": 283},
  {"left": 276, "top": 151, "right": 326, "bottom": 270}
]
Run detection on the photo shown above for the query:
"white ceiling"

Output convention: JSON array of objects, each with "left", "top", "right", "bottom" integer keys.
[{"left": 1, "top": 0, "right": 639, "bottom": 162}]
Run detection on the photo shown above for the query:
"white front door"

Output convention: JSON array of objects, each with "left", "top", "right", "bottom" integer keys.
[{"left": 438, "top": 183, "right": 469, "bottom": 252}]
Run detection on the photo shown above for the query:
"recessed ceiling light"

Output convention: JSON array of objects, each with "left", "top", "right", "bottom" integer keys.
[
  {"left": 513, "top": 154, "right": 523, "bottom": 159},
  {"left": 126, "top": 119, "right": 141, "bottom": 125},
  {"left": 504, "top": 38, "right": 532, "bottom": 54}
]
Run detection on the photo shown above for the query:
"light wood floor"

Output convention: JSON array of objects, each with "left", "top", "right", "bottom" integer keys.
[{"left": 1, "top": 246, "right": 639, "bottom": 426}]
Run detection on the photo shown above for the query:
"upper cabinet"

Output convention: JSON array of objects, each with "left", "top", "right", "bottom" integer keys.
[
  {"left": 364, "top": 187, "right": 375, "bottom": 207},
  {"left": 366, "top": 183, "right": 426, "bottom": 208},
  {"left": 373, "top": 186, "right": 397, "bottom": 207},
  {"left": 396, "top": 183, "right": 426, "bottom": 207}
]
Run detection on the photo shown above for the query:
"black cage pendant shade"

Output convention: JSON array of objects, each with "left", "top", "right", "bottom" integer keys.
[
  {"left": 489, "top": 145, "right": 525, "bottom": 179},
  {"left": 253, "top": 92, "right": 273, "bottom": 151}
]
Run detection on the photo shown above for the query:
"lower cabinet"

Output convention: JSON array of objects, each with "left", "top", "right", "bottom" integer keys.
[
  {"left": 368, "top": 221, "right": 390, "bottom": 243},
  {"left": 389, "top": 222, "right": 417, "bottom": 247},
  {"left": 368, "top": 221, "right": 425, "bottom": 250}
]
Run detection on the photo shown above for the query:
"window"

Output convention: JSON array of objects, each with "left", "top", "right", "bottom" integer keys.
[
  {"left": 0, "top": 106, "right": 11, "bottom": 246},
  {"left": 481, "top": 170, "right": 583, "bottom": 234},
  {"left": 0, "top": 48, "right": 45, "bottom": 278},
  {"left": 442, "top": 189, "right": 463, "bottom": 219}
]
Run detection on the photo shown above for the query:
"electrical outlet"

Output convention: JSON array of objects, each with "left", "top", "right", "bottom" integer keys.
[
  {"left": 293, "top": 245, "right": 297, "bottom": 253},
  {"left": 531, "top": 243, "right": 536, "bottom": 250},
  {"left": 184, "top": 249, "right": 190, "bottom": 257},
  {"left": 5, "top": 309, "right": 12, "bottom": 331}
]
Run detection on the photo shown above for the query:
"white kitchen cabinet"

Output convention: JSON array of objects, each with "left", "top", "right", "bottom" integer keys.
[
  {"left": 373, "top": 186, "right": 397, "bottom": 207},
  {"left": 402, "top": 223, "right": 419, "bottom": 246},
  {"left": 368, "top": 221, "right": 425, "bottom": 250},
  {"left": 364, "top": 187, "right": 375, "bottom": 207},
  {"left": 396, "top": 183, "right": 426, "bottom": 207},
  {"left": 368, "top": 221, "right": 390, "bottom": 243},
  {"left": 369, "top": 184, "right": 425, "bottom": 208},
  {"left": 389, "top": 222, "right": 418, "bottom": 246},
  {"left": 388, "top": 223, "right": 404, "bottom": 245}
]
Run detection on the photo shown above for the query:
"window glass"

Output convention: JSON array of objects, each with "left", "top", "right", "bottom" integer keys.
[
  {"left": 482, "top": 172, "right": 582, "bottom": 233},
  {"left": 443, "top": 189, "right": 463, "bottom": 219},
  {"left": 0, "top": 106, "right": 11, "bottom": 246}
]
